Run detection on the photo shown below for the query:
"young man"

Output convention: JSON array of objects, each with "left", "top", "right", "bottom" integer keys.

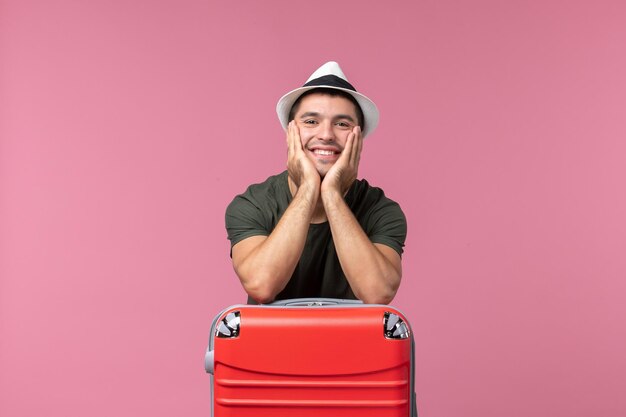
[{"left": 225, "top": 62, "right": 407, "bottom": 304}]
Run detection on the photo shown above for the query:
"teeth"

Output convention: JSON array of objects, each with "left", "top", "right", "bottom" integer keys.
[{"left": 313, "top": 149, "right": 336, "bottom": 156}]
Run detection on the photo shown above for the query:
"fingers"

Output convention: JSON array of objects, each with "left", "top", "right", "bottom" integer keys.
[
  {"left": 340, "top": 126, "right": 362, "bottom": 169},
  {"left": 288, "top": 121, "right": 305, "bottom": 156},
  {"left": 287, "top": 121, "right": 295, "bottom": 156},
  {"left": 292, "top": 121, "right": 303, "bottom": 153},
  {"left": 350, "top": 126, "right": 362, "bottom": 168},
  {"left": 339, "top": 129, "right": 354, "bottom": 166}
]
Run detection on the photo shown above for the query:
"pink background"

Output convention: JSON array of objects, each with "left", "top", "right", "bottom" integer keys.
[{"left": 1, "top": 1, "right": 625, "bottom": 416}]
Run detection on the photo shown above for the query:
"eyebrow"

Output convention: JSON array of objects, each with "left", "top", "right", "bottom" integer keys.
[{"left": 299, "top": 112, "right": 356, "bottom": 123}]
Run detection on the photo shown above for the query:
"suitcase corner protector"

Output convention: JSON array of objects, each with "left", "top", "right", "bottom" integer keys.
[{"left": 204, "top": 349, "right": 214, "bottom": 374}]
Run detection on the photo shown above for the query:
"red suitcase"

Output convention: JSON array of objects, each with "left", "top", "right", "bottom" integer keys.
[{"left": 204, "top": 298, "right": 417, "bottom": 417}]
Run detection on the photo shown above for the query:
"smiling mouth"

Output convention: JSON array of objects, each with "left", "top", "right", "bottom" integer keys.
[{"left": 312, "top": 149, "right": 339, "bottom": 156}]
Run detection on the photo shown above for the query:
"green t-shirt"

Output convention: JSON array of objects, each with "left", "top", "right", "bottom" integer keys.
[{"left": 225, "top": 171, "right": 407, "bottom": 304}]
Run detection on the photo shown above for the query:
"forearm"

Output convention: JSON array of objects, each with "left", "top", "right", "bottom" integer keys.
[
  {"left": 234, "top": 184, "right": 318, "bottom": 303},
  {"left": 322, "top": 190, "right": 401, "bottom": 304}
]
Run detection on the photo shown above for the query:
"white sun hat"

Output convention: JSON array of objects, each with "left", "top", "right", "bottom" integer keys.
[{"left": 276, "top": 61, "right": 379, "bottom": 138}]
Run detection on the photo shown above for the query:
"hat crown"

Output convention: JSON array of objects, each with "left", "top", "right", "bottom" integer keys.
[{"left": 305, "top": 61, "right": 348, "bottom": 84}]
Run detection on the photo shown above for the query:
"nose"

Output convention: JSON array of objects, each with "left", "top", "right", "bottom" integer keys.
[{"left": 316, "top": 121, "right": 335, "bottom": 142}]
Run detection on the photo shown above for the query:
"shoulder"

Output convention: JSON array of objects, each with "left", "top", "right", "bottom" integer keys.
[
  {"left": 348, "top": 178, "right": 406, "bottom": 231},
  {"left": 229, "top": 171, "right": 290, "bottom": 207},
  {"left": 348, "top": 178, "right": 403, "bottom": 212},
  {"left": 349, "top": 178, "right": 407, "bottom": 255},
  {"left": 225, "top": 171, "right": 290, "bottom": 245},
  {"left": 226, "top": 171, "right": 290, "bottom": 222},
  {"left": 240, "top": 171, "right": 288, "bottom": 198}
]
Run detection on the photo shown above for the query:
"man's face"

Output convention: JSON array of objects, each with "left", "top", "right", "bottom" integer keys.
[{"left": 292, "top": 93, "right": 360, "bottom": 178}]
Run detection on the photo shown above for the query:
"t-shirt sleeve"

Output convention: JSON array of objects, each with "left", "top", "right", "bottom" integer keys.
[
  {"left": 366, "top": 199, "right": 407, "bottom": 257},
  {"left": 225, "top": 193, "right": 271, "bottom": 249}
]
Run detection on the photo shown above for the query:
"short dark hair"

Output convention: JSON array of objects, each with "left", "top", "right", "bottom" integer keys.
[{"left": 288, "top": 88, "right": 365, "bottom": 130}]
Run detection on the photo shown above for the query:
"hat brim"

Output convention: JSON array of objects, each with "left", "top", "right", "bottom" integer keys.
[{"left": 276, "top": 85, "right": 379, "bottom": 138}]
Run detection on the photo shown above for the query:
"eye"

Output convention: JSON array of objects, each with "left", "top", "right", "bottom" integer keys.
[
  {"left": 335, "top": 121, "right": 353, "bottom": 129},
  {"left": 302, "top": 119, "right": 318, "bottom": 125}
]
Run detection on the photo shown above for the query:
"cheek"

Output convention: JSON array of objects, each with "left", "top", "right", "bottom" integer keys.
[
  {"left": 336, "top": 131, "right": 351, "bottom": 147},
  {"left": 299, "top": 132, "right": 313, "bottom": 148}
]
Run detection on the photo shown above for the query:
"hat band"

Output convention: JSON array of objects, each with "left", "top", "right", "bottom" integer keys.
[{"left": 303, "top": 75, "right": 357, "bottom": 92}]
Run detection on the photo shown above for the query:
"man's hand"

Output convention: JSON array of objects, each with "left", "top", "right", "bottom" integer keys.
[
  {"left": 321, "top": 126, "right": 362, "bottom": 197},
  {"left": 287, "top": 120, "right": 320, "bottom": 192}
]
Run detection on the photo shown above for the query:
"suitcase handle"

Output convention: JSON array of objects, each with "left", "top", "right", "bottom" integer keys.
[{"left": 267, "top": 298, "right": 363, "bottom": 307}]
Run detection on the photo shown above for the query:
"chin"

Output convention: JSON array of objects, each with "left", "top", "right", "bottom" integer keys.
[
  {"left": 316, "top": 167, "right": 332, "bottom": 178},
  {"left": 315, "top": 162, "right": 334, "bottom": 177}
]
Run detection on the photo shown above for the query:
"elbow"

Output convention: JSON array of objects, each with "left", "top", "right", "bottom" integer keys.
[
  {"left": 360, "top": 292, "right": 396, "bottom": 305},
  {"left": 357, "top": 272, "right": 401, "bottom": 305},
  {"left": 357, "top": 283, "right": 398, "bottom": 305},
  {"left": 248, "top": 289, "right": 276, "bottom": 305},
  {"left": 249, "top": 293, "right": 275, "bottom": 305},
  {"left": 240, "top": 273, "right": 280, "bottom": 304},
  {"left": 235, "top": 262, "right": 278, "bottom": 304}
]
